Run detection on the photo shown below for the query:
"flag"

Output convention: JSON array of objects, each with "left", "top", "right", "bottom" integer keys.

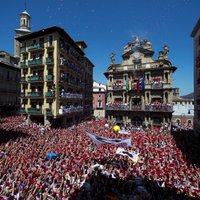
[
  {"left": 47, "top": 152, "right": 58, "bottom": 160},
  {"left": 116, "top": 147, "right": 140, "bottom": 163},
  {"left": 126, "top": 76, "right": 129, "bottom": 93},
  {"left": 137, "top": 75, "right": 140, "bottom": 93},
  {"left": 129, "top": 74, "right": 133, "bottom": 90},
  {"left": 85, "top": 131, "right": 132, "bottom": 147},
  {"left": 141, "top": 73, "right": 145, "bottom": 90}
]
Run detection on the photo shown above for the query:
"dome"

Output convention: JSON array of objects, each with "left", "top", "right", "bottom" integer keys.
[{"left": 21, "top": 10, "right": 30, "bottom": 17}]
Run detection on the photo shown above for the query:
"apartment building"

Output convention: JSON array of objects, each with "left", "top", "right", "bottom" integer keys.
[
  {"left": 16, "top": 26, "right": 93, "bottom": 126},
  {"left": 104, "top": 37, "right": 177, "bottom": 127},
  {"left": 191, "top": 18, "right": 200, "bottom": 136}
]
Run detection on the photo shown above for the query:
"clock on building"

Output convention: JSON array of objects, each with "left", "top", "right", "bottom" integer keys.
[{"left": 132, "top": 51, "right": 141, "bottom": 59}]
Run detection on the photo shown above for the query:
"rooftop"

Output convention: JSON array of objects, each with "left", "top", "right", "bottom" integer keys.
[{"left": 191, "top": 18, "right": 200, "bottom": 37}]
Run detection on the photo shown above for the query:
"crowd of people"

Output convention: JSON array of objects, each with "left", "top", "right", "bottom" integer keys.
[{"left": 0, "top": 116, "right": 199, "bottom": 199}]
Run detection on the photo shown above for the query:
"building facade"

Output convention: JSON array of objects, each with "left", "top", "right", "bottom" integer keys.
[
  {"left": 191, "top": 18, "right": 200, "bottom": 136},
  {"left": 93, "top": 81, "right": 106, "bottom": 118},
  {"left": 16, "top": 26, "right": 93, "bottom": 126},
  {"left": 0, "top": 51, "right": 20, "bottom": 117},
  {"left": 104, "top": 38, "right": 177, "bottom": 127},
  {"left": 172, "top": 88, "right": 194, "bottom": 127}
]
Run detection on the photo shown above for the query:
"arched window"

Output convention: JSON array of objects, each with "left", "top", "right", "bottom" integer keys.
[
  {"left": 188, "top": 120, "right": 192, "bottom": 126},
  {"left": 23, "top": 19, "right": 26, "bottom": 26}
]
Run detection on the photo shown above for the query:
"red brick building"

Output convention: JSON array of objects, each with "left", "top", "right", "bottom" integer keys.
[{"left": 93, "top": 81, "right": 106, "bottom": 118}]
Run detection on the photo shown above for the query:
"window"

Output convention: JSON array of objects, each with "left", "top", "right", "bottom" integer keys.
[
  {"left": 188, "top": 120, "right": 192, "bottom": 126},
  {"left": 49, "top": 35, "right": 53, "bottom": 46},
  {"left": 98, "top": 102, "right": 102, "bottom": 108},
  {"left": 7, "top": 71, "right": 10, "bottom": 79}
]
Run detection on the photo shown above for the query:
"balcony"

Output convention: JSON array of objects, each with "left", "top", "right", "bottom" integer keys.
[
  {"left": 28, "top": 76, "right": 43, "bottom": 82},
  {"left": 28, "top": 92, "right": 43, "bottom": 98},
  {"left": 20, "top": 61, "right": 27, "bottom": 67},
  {"left": 112, "top": 84, "right": 124, "bottom": 90},
  {"left": 61, "top": 60, "right": 82, "bottom": 74},
  {"left": 106, "top": 102, "right": 173, "bottom": 112},
  {"left": 46, "top": 74, "right": 53, "bottom": 81},
  {"left": 19, "top": 108, "right": 26, "bottom": 114},
  {"left": 46, "top": 108, "right": 53, "bottom": 116},
  {"left": 131, "top": 105, "right": 142, "bottom": 110},
  {"left": 59, "top": 106, "right": 83, "bottom": 115},
  {"left": 151, "top": 83, "right": 163, "bottom": 89},
  {"left": 28, "top": 44, "right": 43, "bottom": 51},
  {"left": 28, "top": 108, "right": 42, "bottom": 115},
  {"left": 28, "top": 59, "right": 43, "bottom": 67},
  {"left": 20, "top": 93, "right": 26, "bottom": 98},
  {"left": 145, "top": 103, "right": 173, "bottom": 112},
  {"left": 60, "top": 92, "right": 83, "bottom": 99},
  {"left": 46, "top": 57, "right": 54, "bottom": 64},
  {"left": 20, "top": 47, "right": 26, "bottom": 53},
  {"left": 20, "top": 77, "right": 26, "bottom": 83},
  {"left": 106, "top": 103, "right": 130, "bottom": 111},
  {"left": 45, "top": 91, "right": 53, "bottom": 98}
]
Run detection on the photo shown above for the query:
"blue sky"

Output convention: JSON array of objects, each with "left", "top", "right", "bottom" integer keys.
[{"left": 0, "top": 0, "right": 199, "bottom": 95}]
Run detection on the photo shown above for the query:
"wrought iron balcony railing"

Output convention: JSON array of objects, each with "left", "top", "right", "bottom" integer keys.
[
  {"left": 45, "top": 92, "right": 53, "bottom": 97},
  {"left": 19, "top": 108, "right": 26, "bottom": 113},
  {"left": 28, "top": 59, "right": 43, "bottom": 66},
  {"left": 60, "top": 92, "right": 83, "bottom": 99},
  {"left": 20, "top": 47, "right": 26, "bottom": 53},
  {"left": 27, "top": 108, "right": 42, "bottom": 114},
  {"left": 28, "top": 92, "right": 43, "bottom": 97},
  {"left": 28, "top": 44, "right": 43, "bottom": 51},
  {"left": 28, "top": 76, "right": 43, "bottom": 82},
  {"left": 20, "top": 61, "right": 27, "bottom": 67},
  {"left": 46, "top": 75, "right": 53, "bottom": 81},
  {"left": 46, "top": 57, "right": 54, "bottom": 64}
]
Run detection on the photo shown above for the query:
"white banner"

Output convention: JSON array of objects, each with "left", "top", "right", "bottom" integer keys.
[
  {"left": 118, "top": 129, "right": 130, "bottom": 134},
  {"left": 116, "top": 147, "right": 139, "bottom": 163},
  {"left": 85, "top": 131, "right": 132, "bottom": 147}
]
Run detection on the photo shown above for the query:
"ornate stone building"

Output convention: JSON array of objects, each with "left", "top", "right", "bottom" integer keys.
[{"left": 104, "top": 37, "right": 177, "bottom": 126}]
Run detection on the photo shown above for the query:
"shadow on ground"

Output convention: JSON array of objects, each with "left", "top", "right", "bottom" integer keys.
[
  {"left": 0, "top": 127, "right": 29, "bottom": 145},
  {"left": 171, "top": 130, "right": 200, "bottom": 167},
  {"left": 70, "top": 170, "right": 198, "bottom": 200}
]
